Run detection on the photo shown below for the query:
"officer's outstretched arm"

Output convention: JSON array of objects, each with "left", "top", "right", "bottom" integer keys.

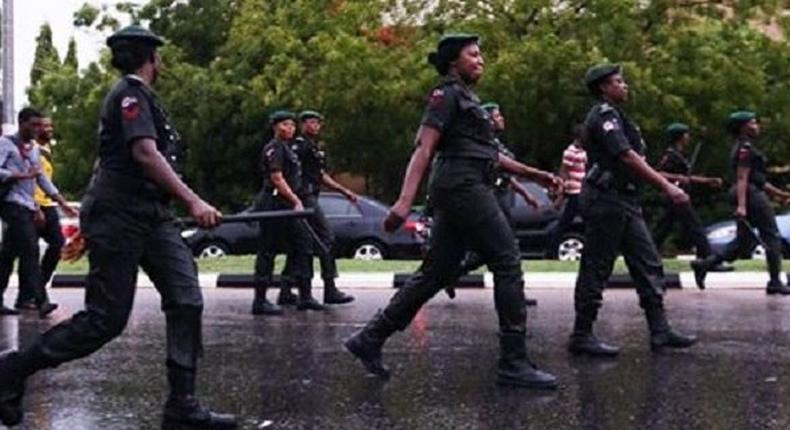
[
  {"left": 131, "top": 138, "right": 221, "bottom": 227},
  {"left": 763, "top": 183, "right": 790, "bottom": 203},
  {"left": 498, "top": 154, "right": 561, "bottom": 194},
  {"left": 620, "top": 150, "right": 689, "bottom": 206},
  {"left": 383, "top": 126, "right": 440, "bottom": 232}
]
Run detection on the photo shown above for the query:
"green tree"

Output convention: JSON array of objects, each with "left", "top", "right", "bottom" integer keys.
[
  {"left": 63, "top": 37, "right": 78, "bottom": 71},
  {"left": 31, "top": 24, "right": 60, "bottom": 86}
]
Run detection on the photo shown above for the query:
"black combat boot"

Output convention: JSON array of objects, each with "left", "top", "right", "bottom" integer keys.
[
  {"left": 766, "top": 279, "right": 790, "bottom": 295},
  {"left": 276, "top": 286, "right": 298, "bottom": 306},
  {"left": 323, "top": 279, "right": 354, "bottom": 304},
  {"left": 344, "top": 311, "right": 398, "bottom": 380},
  {"left": 0, "top": 345, "right": 52, "bottom": 427},
  {"left": 567, "top": 317, "right": 619, "bottom": 357},
  {"left": 251, "top": 286, "right": 283, "bottom": 316},
  {"left": 444, "top": 287, "right": 456, "bottom": 299},
  {"left": 296, "top": 282, "right": 326, "bottom": 311},
  {"left": 163, "top": 366, "right": 237, "bottom": 429},
  {"left": 690, "top": 255, "right": 722, "bottom": 290},
  {"left": 646, "top": 306, "right": 697, "bottom": 352},
  {"left": 496, "top": 332, "right": 557, "bottom": 389}
]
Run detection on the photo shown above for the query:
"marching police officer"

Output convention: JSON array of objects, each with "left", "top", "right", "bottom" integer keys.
[
  {"left": 344, "top": 35, "right": 561, "bottom": 389},
  {"left": 568, "top": 64, "right": 696, "bottom": 357},
  {"left": 692, "top": 111, "right": 790, "bottom": 293},
  {"left": 442, "top": 102, "right": 540, "bottom": 305},
  {"left": 277, "top": 110, "right": 355, "bottom": 305},
  {"left": 252, "top": 110, "right": 326, "bottom": 315},
  {"left": 653, "top": 123, "right": 723, "bottom": 283},
  {"left": 0, "top": 26, "right": 237, "bottom": 428}
]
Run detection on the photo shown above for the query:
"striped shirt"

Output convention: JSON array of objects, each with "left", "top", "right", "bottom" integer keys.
[{"left": 562, "top": 143, "right": 587, "bottom": 195}]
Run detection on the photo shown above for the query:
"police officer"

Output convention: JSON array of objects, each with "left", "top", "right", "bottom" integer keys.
[
  {"left": 0, "top": 26, "right": 236, "bottom": 428},
  {"left": 692, "top": 112, "right": 790, "bottom": 293},
  {"left": 252, "top": 110, "right": 325, "bottom": 315},
  {"left": 344, "top": 35, "right": 561, "bottom": 389},
  {"left": 568, "top": 64, "right": 696, "bottom": 357},
  {"left": 653, "top": 123, "right": 723, "bottom": 282},
  {"left": 442, "top": 102, "right": 540, "bottom": 305},
  {"left": 277, "top": 110, "right": 354, "bottom": 305}
]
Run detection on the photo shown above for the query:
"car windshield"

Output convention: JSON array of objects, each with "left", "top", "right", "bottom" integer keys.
[{"left": 321, "top": 196, "right": 362, "bottom": 216}]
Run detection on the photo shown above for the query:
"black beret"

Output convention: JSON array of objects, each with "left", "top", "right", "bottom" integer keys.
[
  {"left": 428, "top": 34, "right": 480, "bottom": 75},
  {"left": 269, "top": 110, "right": 296, "bottom": 125},
  {"left": 584, "top": 63, "right": 622, "bottom": 92},
  {"left": 298, "top": 110, "right": 324, "bottom": 121}
]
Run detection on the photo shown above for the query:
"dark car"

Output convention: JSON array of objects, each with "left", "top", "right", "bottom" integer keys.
[
  {"left": 510, "top": 182, "right": 585, "bottom": 261},
  {"left": 705, "top": 211, "right": 790, "bottom": 259},
  {"left": 181, "top": 192, "right": 428, "bottom": 260}
]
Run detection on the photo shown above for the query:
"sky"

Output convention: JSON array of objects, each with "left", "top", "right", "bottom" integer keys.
[{"left": 8, "top": 0, "right": 143, "bottom": 116}]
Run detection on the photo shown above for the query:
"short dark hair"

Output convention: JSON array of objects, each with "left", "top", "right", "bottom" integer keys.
[
  {"left": 110, "top": 40, "right": 157, "bottom": 74},
  {"left": 18, "top": 107, "right": 43, "bottom": 124}
]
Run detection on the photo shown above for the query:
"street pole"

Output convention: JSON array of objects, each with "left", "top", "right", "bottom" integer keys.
[{"left": 2, "top": 0, "right": 14, "bottom": 134}]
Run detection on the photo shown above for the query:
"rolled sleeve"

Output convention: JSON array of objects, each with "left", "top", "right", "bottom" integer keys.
[
  {"left": 420, "top": 86, "right": 458, "bottom": 133},
  {"left": 597, "top": 113, "right": 631, "bottom": 157},
  {"left": 119, "top": 87, "right": 158, "bottom": 146}
]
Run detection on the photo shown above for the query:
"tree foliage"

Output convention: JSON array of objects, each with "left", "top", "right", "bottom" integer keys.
[{"left": 26, "top": 0, "right": 790, "bottom": 228}]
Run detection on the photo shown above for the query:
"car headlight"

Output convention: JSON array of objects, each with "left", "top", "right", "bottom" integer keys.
[
  {"left": 181, "top": 228, "right": 198, "bottom": 239},
  {"left": 707, "top": 225, "right": 736, "bottom": 241}
]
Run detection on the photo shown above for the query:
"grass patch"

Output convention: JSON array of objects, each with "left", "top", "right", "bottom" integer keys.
[{"left": 53, "top": 256, "right": 785, "bottom": 274}]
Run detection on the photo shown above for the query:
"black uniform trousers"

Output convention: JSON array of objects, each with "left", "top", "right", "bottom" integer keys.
[
  {"left": 382, "top": 182, "right": 526, "bottom": 334},
  {"left": 303, "top": 193, "right": 337, "bottom": 281},
  {"left": 0, "top": 203, "right": 48, "bottom": 307},
  {"left": 460, "top": 187, "right": 516, "bottom": 272},
  {"left": 653, "top": 199, "right": 711, "bottom": 259},
  {"left": 574, "top": 191, "right": 665, "bottom": 328},
  {"left": 253, "top": 195, "right": 314, "bottom": 288},
  {"left": 27, "top": 187, "right": 204, "bottom": 373},
  {"left": 714, "top": 187, "right": 783, "bottom": 281}
]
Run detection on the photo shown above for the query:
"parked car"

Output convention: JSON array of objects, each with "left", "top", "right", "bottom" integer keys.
[
  {"left": 181, "top": 192, "right": 428, "bottom": 259},
  {"left": 706, "top": 211, "right": 790, "bottom": 259},
  {"left": 509, "top": 181, "right": 586, "bottom": 261}
]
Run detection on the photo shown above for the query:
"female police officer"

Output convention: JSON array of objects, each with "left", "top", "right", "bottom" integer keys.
[
  {"left": 0, "top": 25, "right": 236, "bottom": 428},
  {"left": 692, "top": 112, "right": 790, "bottom": 293},
  {"left": 252, "top": 111, "right": 326, "bottom": 315},
  {"left": 344, "top": 34, "right": 561, "bottom": 389}
]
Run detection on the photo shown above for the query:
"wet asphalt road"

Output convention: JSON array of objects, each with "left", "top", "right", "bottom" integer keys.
[{"left": 3, "top": 287, "right": 790, "bottom": 429}]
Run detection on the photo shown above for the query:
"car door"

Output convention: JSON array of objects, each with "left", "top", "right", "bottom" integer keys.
[
  {"left": 319, "top": 193, "right": 364, "bottom": 256},
  {"left": 510, "top": 182, "right": 560, "bottom": 256}
]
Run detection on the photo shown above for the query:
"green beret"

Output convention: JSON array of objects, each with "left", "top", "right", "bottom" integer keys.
[
  {"left": 727, "top": 111, "right": 757, "bottom": 132},
  {"left": 481, "top": 102, "right": 499, "bottom": 113},
  {"left": 107, "top": 25, "right": 165, "bottom": 48},
  {"left": 269, "top": 110, "right": 296, "bottom": 125},
  {"left": 584, "top": 63, "right": 622, "bottom": 92},
  {"left": 298, "top": 110, "right": 324, "bottom": 121},
  {"left": 665, "top": 122, "right": 690, "bottom": 141}
]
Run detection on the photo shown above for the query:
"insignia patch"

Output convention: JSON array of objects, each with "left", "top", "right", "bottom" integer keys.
[
  {"left": 428, "top": 88, "right": 445, "bottom": 106},
  {"left": 265, "top": 148, "right": 276, "bottom": 160},
  {"left": 121, "top": 96, "right": 141, "bottom": 121},
  {"left": 602, "top": 119, "right": 619, "bottom": 132}
]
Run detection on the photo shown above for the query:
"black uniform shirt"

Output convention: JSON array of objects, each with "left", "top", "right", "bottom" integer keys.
[
  {"left": 291, "top": 136, "right": 326, "bottom": 195},
  {"left": 421, "top": 76, "right": 498, "bottom": 161},
  {"left": 583, "top": 101, "right": 646, "bottom": 193},
  {"left": 657, "top": 145, "right": 691, "bottom": 189},
  {"left": 731, "top": 138, "right": 767, "bottom": 189},
  {"left": 97, "top": 75, "right": 183, "bottom": 184},
  {"left": 262, "top": 138, "right": 304, "bottom": 197}
]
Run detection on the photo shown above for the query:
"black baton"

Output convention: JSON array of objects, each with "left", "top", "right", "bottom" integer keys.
[{"left": 177, "top": 209, "right": 315, "bottom": 227}]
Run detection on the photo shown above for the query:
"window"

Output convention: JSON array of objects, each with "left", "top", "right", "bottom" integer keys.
[{"left": 319, "top": 196, "right": 361, "bottom": 216}]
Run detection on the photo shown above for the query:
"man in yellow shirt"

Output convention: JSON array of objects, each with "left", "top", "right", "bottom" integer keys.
[{"left": 17, "top": 117, "right": 65, "bottom": 309}]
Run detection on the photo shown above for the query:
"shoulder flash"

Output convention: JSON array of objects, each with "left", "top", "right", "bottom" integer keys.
[{"left": 598, "top": 103, "right": 614, "bottom": 114}]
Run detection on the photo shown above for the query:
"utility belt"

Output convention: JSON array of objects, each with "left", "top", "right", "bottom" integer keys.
[
  {"left": 434, "top": 156, "right": 498, "bottom": 187},
  {"left": 91, "top": 169, "right": 169, "bottom": 203},
  {"left": 585, "top": 164, "right": 638, "bottom": 198}
]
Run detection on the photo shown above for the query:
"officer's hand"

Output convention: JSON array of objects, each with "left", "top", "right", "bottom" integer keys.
[
  {"left": 188, "top": 199, "right": 222, "bottom": 228},
  {"left": 735, "top": 205, "right": 747, "bottom": 219},
  {"left": 708, "top": 177, "right": 724, "bottom": 189},
  {"left": 293, "top": 200, "right": 304, "bottom": 212},
  {"left": 384, "top": 201, "right": 410, "bottom": 232},
  {"left": 345, "top": 190, "right": 359, "bottom": 203},
  {"left": 667, "top": 185, "right": 690, "bottom": 206},
  {"left": 520, "top": 191, "right": 540, "bottom": 209},
  {"left": 61, "top": 204, "right": 79, "bottom": 218}
]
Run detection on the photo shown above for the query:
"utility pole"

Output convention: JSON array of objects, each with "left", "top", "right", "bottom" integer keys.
[{"left": 2, "top": 0, "right": 13, "bottom": 134}]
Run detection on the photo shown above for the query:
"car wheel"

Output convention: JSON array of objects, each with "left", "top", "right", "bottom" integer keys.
[
  {"left": 557, "top": 234, "right": 584, "bottom": 262},
  {"left": 751, "top": 244, "right": 766, "bottom": 260},
  {"left": 198, "top": 241, "right": 229, "bottom": 259},
  {"left": 352, "top": 241, "right": 386, "bottom": 260}
]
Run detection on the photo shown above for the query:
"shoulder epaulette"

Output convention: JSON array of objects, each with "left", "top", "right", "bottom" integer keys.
[{"left": 598, "top": 102, "right": 615, "bottom": 114}]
